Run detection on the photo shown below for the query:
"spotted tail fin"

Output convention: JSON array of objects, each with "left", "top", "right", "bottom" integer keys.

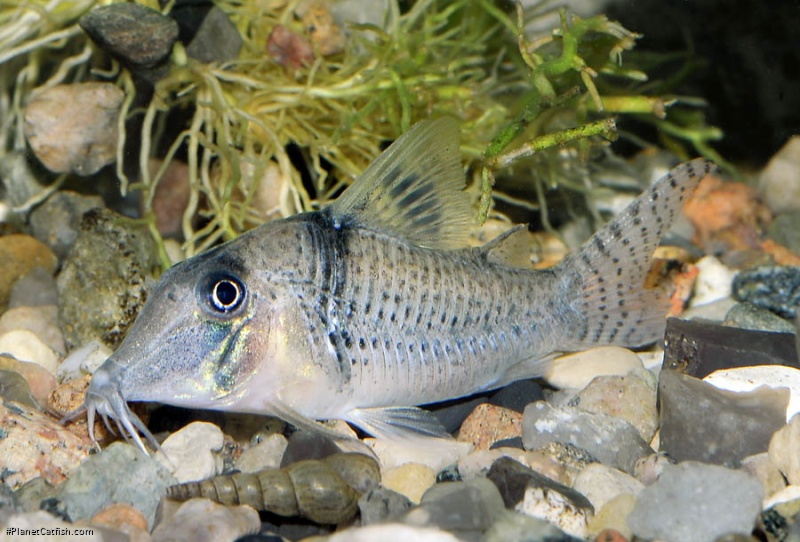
[{"left": 562, "top": 158, "right": 716, "bottom": 349}]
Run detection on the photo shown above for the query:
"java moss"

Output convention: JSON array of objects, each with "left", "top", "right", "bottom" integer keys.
[{"left": 1, "top": 0, "right": 725, "bottom": 265}]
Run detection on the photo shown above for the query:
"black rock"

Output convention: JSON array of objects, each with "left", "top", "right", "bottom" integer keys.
[
  {"left": 435, "top": 464, "right": 462, "bottom": 483},
  {"left": 663, "top": 317, "right": 799, "bottom": 378},
  {"left": 80, "top": 4, "right": 179, "bottom": 80},
  {"left": 487, "top": 457, "right": 593, "bottom": 512},
  {"left": 658, "top": 369, "right": 788, "bottom": 467},
  {"left": 490, "top": 437, "right": 524, "bottom": 450},
  {"left": 489, "top": 379, "right": 544, "bottom": 413},
  {"left": 279, "top": 430, "right": 339, "bottom": 467},
  {"left": 358, "top": 487, "right": 413, "bottom": 525}
]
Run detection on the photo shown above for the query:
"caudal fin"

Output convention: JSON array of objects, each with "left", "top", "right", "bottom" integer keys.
[{"left": 562, "top": 158, "right": 716, "bottom": 349}]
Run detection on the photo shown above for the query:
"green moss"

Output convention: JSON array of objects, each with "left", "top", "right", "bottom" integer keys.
[{"left": 1, "top": 0, "right": 725, "bottom": 265}]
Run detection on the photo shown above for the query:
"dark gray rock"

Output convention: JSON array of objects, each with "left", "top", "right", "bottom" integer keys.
[
  {"left": 42, "top": 442, "right": 176, "bottom": 529},
  {"left": 401, "top": 478, "right": 506, "bottom": 540},
  {"left": 663, "top": 317, "right": 799, "bottom": 378},
  {"left": 435, "top": 464, "right": 462, "bottom": 483},
  {"left": 522, "top": 401, "right": 652, "bottom": 474},
  {"left": 490, "top": 437, "right": 523, "bottom": 450},
  {"left": 29, "top": 190, "right": 104, "bottom": 261},
  {"left": 724, "top": 302, "right": 796, "bottom": 334},
  {"left": 279, "top": 430, "right": 340, "bottom": 467},
  {"left": 0, "top": 370, "right": 38, "bottom": 408},
  {"left": 658, "top": 369, "right": 788, "bottom": 467},
  {"left": 8, "top": 267, "right": 57, "bottom": 308},
  {"left": 183, "top": 6, "right": 242, "bottom": 64},
  {"left": 486, "top": 457, "right": 593, "bottom": 512},
  {"left": 732, "top": 266, "right": 800, "bottom": 320},
  {"left": 56, "top": 208, "right": 158, "bottom": 350},
  {"left": 358, "top": 487, "right": 413, "bottom": 525},
  {"left": 79, "top": 3, "right": 179, "bottom": 81},
  {"left": 628, "top": 461, "right": 763, "bottom": 542}
]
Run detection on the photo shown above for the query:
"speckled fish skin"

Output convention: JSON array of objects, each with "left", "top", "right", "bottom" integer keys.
[{"left": 82, "top": 118, "right": 714, "bottom": 449}]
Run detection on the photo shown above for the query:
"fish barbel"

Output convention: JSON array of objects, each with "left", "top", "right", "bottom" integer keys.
[{"left": 80, "top": 118, "right": 714, "bottom": 451}]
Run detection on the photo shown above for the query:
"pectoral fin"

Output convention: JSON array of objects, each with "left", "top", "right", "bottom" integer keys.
[{"left": 347, "top": 406, "right": 452, "bottom": 440}]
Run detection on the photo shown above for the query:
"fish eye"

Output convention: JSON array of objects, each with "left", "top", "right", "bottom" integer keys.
[{"left": 202, "top": 273, "right": 246, "bottom": 313}]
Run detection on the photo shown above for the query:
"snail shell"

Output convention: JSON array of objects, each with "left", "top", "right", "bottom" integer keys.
[{"left": 166, "top": 452, "right": 380, "bottom": 524}]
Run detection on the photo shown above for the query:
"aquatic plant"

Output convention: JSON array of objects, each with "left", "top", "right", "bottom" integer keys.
[{"left": 0, "top": 0, "right": 724, "bottom": 265}]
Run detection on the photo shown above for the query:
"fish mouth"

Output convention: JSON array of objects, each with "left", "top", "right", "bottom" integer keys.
[{"left": 81, "top": 367, "right": 160, "bottom": 454}]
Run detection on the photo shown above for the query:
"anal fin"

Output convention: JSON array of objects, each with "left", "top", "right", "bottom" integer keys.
[{"left": 347, "top": 406, "right": 452, "bottom": 441}]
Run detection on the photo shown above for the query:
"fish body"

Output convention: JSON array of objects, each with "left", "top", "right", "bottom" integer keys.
[{"left": 82, "top": 118, "right": 713, "bottom": 449}]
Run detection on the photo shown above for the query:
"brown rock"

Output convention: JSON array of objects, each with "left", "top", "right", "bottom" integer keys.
[
  {"left": 298, "top": 1, "right": 346, "bottom": 56},
  {"left": 0, "top": 399, "right": 93, "bottom": 489},
  {"left": 23, "top": 82, "right": 124, "bottom": 175},
  {"left": 48, "top": 374, "right": 113, "bottom": 444},
  {"left": 267, "top": 24, "right": 314, "bottom": 70},
  {"left": 90, "top": 502, "right": 149, "bottom": 532},
  {"left": 457, "top": 403, "right": 522, "bottom": 450},
  {"left": 594, "top": 528, "right": 629, "bottom": 542},
  {"left": 146, "top": 158, "right": 191, "bottom": 238},
  {"left": 0, "top": 304, "right": 65, "bottom": 356},
  {"left": 0, "top": 235, "right": 58, "bottom": 309},
  {"left": 0, "top": 356, "right": 57, "bottom": 406}
]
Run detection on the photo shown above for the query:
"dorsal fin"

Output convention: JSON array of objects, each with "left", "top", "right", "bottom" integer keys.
[{"left": 328, "top": 118, "right": 473, "bottom": 250}]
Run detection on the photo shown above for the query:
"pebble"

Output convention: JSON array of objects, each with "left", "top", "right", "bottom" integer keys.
[
  {"left": 236, "top": 433, "right": 289, "bottom": 473},
  {"left": 358, "top": 487, "right": 413, "bottom": 525},
  {"left": 46, "top": 441, "right": 176, "bottom": 529},
  {"left": 457, "top": 403, "right": 523, "bottom": 450},
  {"left": 723, "top": 302, "right": 796, "bottom": 334},
  {"left": 484, "top": 510, "right": 582, "bottom": 542},
  {"left": 732, "top": 265, "right": 800, "bottom": 319},
  {"left": 23, "top": 82, "right": 124, "bottom": 175},
  {"left": 0, "top": 399, "right": 92, "bottom": 489},
  {"left": 0, "top": 355, "right": 56, "bottom": 406},
  {"left": 56, "top": 340, "right": 112, "bottom": 382},
  {"left": 705, "top": 365, "right": 800, "bottom": 422},
  {"left": 546, "top": 346, "right": 644, "bottom": 390},
  {"left": 28, "top": 190, "right": 104, "bottom": 260},
  {"left": 146, "top": 158, "right": 191, "bottom": 238},
  {"left": 740, "top": 452, "right": 787, "bottom": 499},
  {"left": 183, "top": 6, "right": 243, "bottom": 64},
  {"left": 690, "top": 256, "right": 737, "bottom": 307},
  {"left": 364, "top": 437, "right": 471, "bottom": 472},
  {"left": 759, "top": 136, "right": 800, "bottom": 215},
  {"left": 569, "top": 368, "right": 658, "bottom": 442},
  {"left": 0, "top": 234, "right": 58, "bottom": 310},
  {"left": 322, "top": 523, "right": 463, "bottom": 542},
  {"left": 155, "top": 422, "right": 224, "bottom": 483},
  {"left": 297, "top": 1, "right": 347, "bottom": 56},
  {"left": 89, "top": 502, "right": 149, "bottom": 534},
  {"left": 458, "top": 447, "right": 557, "bottom": 483},
  {"left": 0, "top": 330, "right": 59, "bottom": 375},
  {"left": 0, "top": 151, "right": 48, "bottom": 210},
  {"left": 572, "top": 463, "right": 645, "bottom": 512},
  {"left": 151, "top": 498, "right": 259, "bottom": 542},
  {"left": 8, "top": 266, "right": 58, "bottom": 308},
  {"left": 628, "top": 462, "right": 763, "bottom": 542},
  {"left": 402, "top": 478, "right": 506, "bottom": 537},
  {"left": 522, "top": 401, "right": 651, "bottom": 474},
  {"left": 267, "top": 24, "right": 314, "bottom": 71},
  {"left": 659, "top": 369, "right": 789, "bottom": 466},
  {"left": 662, "top": 317, "right": 799, "bottom": 378},
  {"left": 382, "top": 463, "right": 436, "bottom": 504},
  {"left": 56, "top": 208, "right": 159, "bottom": 350},
  {"left": 79, "top": 3, "right": 179, "bottom": 80},
  {"left": 0, "top": 370, "right": 39, "bottom": 408},
  {"left": 769, "top": 413, "right": 800, "bottom": 485},
  {"left": 2, "top": 302, "right": 65, "bottom": 358},
  {"left": 633, "top": 453, "right": 675, "bottom": 485},
  {"left": 769, "top": 212, "right": 800, "bottom": 256},
  {"left": 487, "top": 457, "right": 593, "bottom": 538},
  {"left": 587, "top": 494, "right": 637, "bottom": 539}
]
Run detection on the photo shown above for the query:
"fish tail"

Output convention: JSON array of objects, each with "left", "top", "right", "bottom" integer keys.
[{"left": 561, "top": 158, "right": 716, "bottom": 349}]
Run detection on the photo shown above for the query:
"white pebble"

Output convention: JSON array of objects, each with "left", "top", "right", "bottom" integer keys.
[
  {"left": 364, "top": 437, "right": 471, "bottom": 472},
  {"left": 155, "top": 421, "right": 224, "bottom": 483},
  {"left": 0, "top": 329, "right": 58, "bottom": 375},
  {"left": 235, "top": 433, "right": 288, "bottom": 473},
  {"left": 57, "top": 340, "right": 112, "bottom": 382},
  {"left": 546, "top": 346, "right": 643, "bottom": 390},
  {"left": 690, "top": 256, "right": 737, "bottom": 308},
  {"left": 705, "top": 365, "right": 800, "bottom": 422}
]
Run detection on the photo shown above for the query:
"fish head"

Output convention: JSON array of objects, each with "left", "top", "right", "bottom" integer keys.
[{"left": 83, "top": 232, "right": 291, "bottom": 445}]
